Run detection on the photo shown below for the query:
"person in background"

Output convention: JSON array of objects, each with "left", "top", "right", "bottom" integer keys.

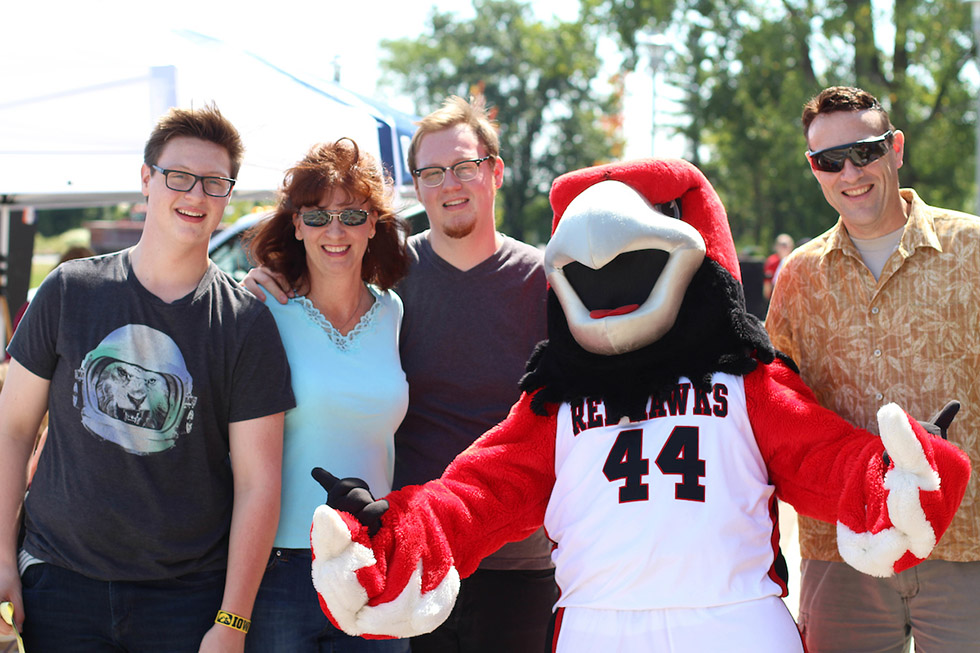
[
  {"left": 766, "top": 85, "right": 980, "bottom": 652},
  {"left": 246, "top": 95, "right": 557, "bottom": 653},
  {"left": 5, "top": 245, "right": 96, "bottom": 362},
  {"left": 0, "top": 104, "right": 294, "bottom": 652},
  {"left": 11, "top": 245, "right": 97, "bottom": 479},
  {"left": 762, "top": 233, "right": 793, "bottom": 300},
  {"left": 243, "top": 138, "right": 411, "bottom": 652}
]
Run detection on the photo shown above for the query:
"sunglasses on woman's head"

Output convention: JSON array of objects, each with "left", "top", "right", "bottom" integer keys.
[
  {"left": 299, "top": 209, "right": 370, "bottom": 227},
  {"left": 806, "top": 131, "right": 894, "bottom": 173}
]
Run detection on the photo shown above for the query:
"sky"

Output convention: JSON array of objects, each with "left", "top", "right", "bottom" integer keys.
[
  {"left": 1, "top": 0, "right": 677, "bottom": 169},
  {"left": 4, "top": 1, "right": 580, "bottom": 112}
]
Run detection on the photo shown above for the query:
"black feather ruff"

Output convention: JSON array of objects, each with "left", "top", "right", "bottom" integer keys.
[{"left": 520, "top": 259, "right": 775, "bottom": 419}]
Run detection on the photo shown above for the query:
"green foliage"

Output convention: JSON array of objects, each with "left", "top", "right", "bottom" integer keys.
[
  {"left": 379, "top": 0, "right": 620, "bottom": 242},
  {"left": 587, "top": 0, "right": 978, "bottom": 247}
]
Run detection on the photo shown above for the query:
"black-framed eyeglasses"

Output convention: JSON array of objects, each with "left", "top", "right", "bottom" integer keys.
[
  {"left": 412, "top": 156, "right": 494, "bottom": 188},
  {"left": 299, "top": 208, "right": 370, "bottom": 227},
  {"left": 150, "top": 164, "right": 236, "bottom": 197},
  {"left": 806, "top": 131, "right": 894, "bottom": 173}
]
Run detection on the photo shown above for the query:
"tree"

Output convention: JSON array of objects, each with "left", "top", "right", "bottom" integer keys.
[
  {"left": 586, "top": 0, "right": 977, "bottom": 250},
  {"left": 379, "top": 0, "right": 621, "bottom": 244}
]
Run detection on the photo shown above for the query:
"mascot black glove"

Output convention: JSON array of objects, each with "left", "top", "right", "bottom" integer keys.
[
  {"left": 917, "top": 401, "right": 959, "bottom": 440},
  {"left": 311, "top": 467, "right": 389, "bottom": 536},
  {"left": 883, "top": 400, "right": 960, "bottom": 469}
]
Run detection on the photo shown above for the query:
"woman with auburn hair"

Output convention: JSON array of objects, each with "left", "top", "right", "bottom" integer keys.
[{"left": 244, "top": 138, "right": 410, "bottom": 652}]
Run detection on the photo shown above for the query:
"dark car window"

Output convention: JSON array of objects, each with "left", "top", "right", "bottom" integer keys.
[{"left": 209, "top": 213, "right": 268, "bottom": 282}]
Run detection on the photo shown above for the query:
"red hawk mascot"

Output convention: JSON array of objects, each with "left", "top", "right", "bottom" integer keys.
[{"left": 309, "top": 159, "right": 970, "bottom": 652}]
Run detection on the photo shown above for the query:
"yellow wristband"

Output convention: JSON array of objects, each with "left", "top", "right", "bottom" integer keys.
[{"left": 215, "top": 610, "right": 250, "bottom": 634}]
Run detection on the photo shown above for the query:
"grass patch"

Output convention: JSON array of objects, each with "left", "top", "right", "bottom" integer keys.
[
  {"left": 34, "top": 227, "right": 91, "bottom": 255},
  {"left": 30, "top": 261, "right": 57, "bottom": 288}
]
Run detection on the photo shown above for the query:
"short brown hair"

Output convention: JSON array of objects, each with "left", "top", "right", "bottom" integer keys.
[
  {"left": 247, "top": 138, "right": 410, "bottom": 292},
  {"left": 801, "top": 86, "right": 893, "bottom": 143},
  {"left": 407, "top": 95, "right": 500, "bottom": 171},
  {"left": 143, "top": 104, "right": 244, "bottom": 178}
]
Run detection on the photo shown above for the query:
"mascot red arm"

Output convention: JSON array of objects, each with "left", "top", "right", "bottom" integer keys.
[
  {"left": 309, "top": 393, "right": 557, "bottom": 639},
  {"left": 310, "top": 159, "right": 970, "bottom": 651}
]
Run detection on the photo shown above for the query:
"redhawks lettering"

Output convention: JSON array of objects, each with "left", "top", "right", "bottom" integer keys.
[{"left": 571, "top": 383, "right": 731, "bottom": 435}]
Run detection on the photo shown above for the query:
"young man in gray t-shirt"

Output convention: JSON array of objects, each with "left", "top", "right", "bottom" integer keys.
[{"left": 0, "top": 105, "right": 294, "bottom": 652}]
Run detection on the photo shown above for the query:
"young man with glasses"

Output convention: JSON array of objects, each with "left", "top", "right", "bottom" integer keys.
[
  {"left": 246, "top": 95, "right": 556, "bottom": 652},
  {"left": 766, "top": 85, "right": 980, "bottom": 651},
  {"left": 0, "top": 104, "right": 294, "bottom": 652},
  {"left": 396, "top": 95, "right": 556, "bottom": 653}
]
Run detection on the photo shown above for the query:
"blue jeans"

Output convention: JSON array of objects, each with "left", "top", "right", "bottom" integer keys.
[
  {"left": 246, "top": 548, "right": 409, "bottom": 653},
  {"left": 20, "top": 562, "right": 225, "bottom": 652}
]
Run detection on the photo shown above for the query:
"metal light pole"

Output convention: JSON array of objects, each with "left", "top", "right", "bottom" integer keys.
[
  {"left": 636, "top": 32, "right": 670, "bottom": 156},
  {"left": 972, "top": 1, "right": 980, "bottom": 215}
]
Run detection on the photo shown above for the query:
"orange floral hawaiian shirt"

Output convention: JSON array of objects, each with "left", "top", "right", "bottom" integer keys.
[{"left": 766, "top": 189, "right": 980, "bottom": 562}]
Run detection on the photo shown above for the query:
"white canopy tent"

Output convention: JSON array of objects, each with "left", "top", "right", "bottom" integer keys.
[
  {"left": 0, "top": 29, "right": 406, "bottom": 208},
  {"left": 0, "top": 29, "right": 419, "bottom": 346}
]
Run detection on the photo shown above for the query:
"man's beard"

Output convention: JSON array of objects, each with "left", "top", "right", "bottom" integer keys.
[{"left": 442, "top": 214, "right": 478, "bottom": 239}]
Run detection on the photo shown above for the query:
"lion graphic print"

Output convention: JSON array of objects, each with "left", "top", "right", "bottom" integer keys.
[
  {"left": 96, "top": 361, "right": 170, "bottom": 429},
  {"left": 74, "top": 324, "right": 197, "bottom": 455}
]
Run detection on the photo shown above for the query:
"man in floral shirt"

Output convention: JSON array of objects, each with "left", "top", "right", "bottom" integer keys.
[{"left": 767, "top": 85, "right": 980, "bottom": 652}]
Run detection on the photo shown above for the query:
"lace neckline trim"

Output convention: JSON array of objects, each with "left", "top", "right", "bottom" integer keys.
[{"left": 294, "top": 288, "right": 380, "bottom": 352}]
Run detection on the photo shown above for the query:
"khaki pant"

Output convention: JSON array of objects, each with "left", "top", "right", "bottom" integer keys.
[{"left": 799, "top": 559, "right": 980, "bottom": 652}]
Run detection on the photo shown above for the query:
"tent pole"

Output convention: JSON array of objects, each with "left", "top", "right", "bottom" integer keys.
[
  {"left": 1, "top": 204, "right": 9, "bottom": 350},
  {"left": 1, "top": 204, "right": 9, "bottom": 295}
]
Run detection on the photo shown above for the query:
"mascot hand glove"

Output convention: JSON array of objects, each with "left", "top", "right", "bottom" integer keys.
[
  {"left": 313, "top": 468, "right": 389, "bottom": 535},
  {"left": 837, "top": 404, "right": 970, "bottom": 577},
  {"left": 309, "top": 468, "right": 459, "bottom": 639},
  {"left": 915, "top": 401, "right": 959, "bottom": 441}
]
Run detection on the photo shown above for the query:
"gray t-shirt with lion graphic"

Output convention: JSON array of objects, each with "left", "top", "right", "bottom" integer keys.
[{"left": 9, "top": 250, "right": 294, "bottom": 581}]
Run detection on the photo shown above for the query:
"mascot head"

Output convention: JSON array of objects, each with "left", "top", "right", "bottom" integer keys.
[{"left": 521, "top": 158, "right": 774, "bottom": 420}]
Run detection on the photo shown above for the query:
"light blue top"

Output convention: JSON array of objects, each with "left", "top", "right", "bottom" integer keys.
[{"left": 264, "top": 286, "right": 408, "bottom": 548}]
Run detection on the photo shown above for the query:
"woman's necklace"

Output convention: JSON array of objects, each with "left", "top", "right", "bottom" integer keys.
[{"left": 329, "top": 290, "right": 366, "bottom": 336}]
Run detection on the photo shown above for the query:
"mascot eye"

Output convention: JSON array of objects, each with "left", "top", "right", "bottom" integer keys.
[{"left": 655, "top": 199, "right": 682, "bottom": 220}]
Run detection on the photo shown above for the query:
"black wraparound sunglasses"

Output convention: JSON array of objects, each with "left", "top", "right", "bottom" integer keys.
[{"left": 806, "top": 131, "right": 894, "bottom": 173}]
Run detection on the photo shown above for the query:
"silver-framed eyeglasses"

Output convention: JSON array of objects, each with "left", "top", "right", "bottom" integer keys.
[
  {"left": 299, "top": 209, "right": 370, "bottom": 227},
  {"left": 412, "top": 156, "right": 494, "bottom": 188},
  {"left": 150, "top": 164, "right": 236, "bottom": 197}
]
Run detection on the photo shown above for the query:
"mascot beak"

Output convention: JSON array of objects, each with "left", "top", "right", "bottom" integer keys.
[{"left": 545, "top": 180, "right": 706, "bottom": 356}]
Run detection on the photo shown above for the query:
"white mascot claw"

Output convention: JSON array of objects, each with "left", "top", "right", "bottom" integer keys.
[
  {"left": 354, "top": 559, "right": 460, "bottom": 637},
  {"left": 310, "top": 504, "right": 461, "bottom": 638},
  {"left": 878, "top": 404, "right": 940, "bottom": 558},
  {"left": 311, "top": 506, "right": 373, "bottom": 630},
  {"left": 837, "top": 403, "right": 940, "bottom": 578}
]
